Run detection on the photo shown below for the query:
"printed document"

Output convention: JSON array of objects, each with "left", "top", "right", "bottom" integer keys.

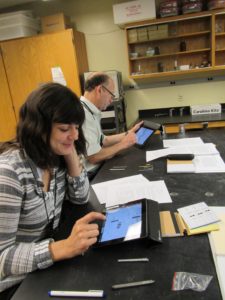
[
  {"left": 92, "top": 175, "right": 172, "bottom": 207},
  {"left": 177, "top": 202, "right": 220, "bottom": 229}
]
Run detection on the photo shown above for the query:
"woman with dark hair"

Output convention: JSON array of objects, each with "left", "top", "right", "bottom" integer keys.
[{"left": 0, "top": 83, "right": 105, "bottom": 298}]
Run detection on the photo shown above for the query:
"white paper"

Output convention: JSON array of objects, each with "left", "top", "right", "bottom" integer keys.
[
  {"left": 208, "top": 212, "right": 225, "bottom": 300},
  {"left": 167, "top": 161, "right": 195, "bottom": 173},
  {"left": 92, "top": 176, "right": 172, "bottom": 207},
  {"left": 146, "top": 143, "right": 218, "bottom": 162},
  {"left": 178, "top": 202, "right": 220, "bottom": 229},
  {"left": 163, "top": 137, "right": 204, "bottom": 148},
  {"left": 194, "top": 155, "right": 225, "bottom": 173},
  {"left": 209, "top": 206, "right": 225, "bottom": 300},
  {"left": 51, "top": 66, "right": 67, "bottom": 86}
]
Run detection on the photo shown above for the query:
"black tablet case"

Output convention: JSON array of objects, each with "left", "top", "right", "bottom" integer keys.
[
  {"left": 146, "top": 199, "right": 162, "bottom": 244},
  {"left": 135, "top": 120, "right": 162, "bottom": 148},
  {"left": 97, "top": 199, "right": 162, "bottom": 247}
]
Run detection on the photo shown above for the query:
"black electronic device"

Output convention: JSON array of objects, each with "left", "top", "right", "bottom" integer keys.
[
  {"left": 135, "top": 120, "right": 161, "bottom": 148},
  {"left": 167, "top": 154, "right": 194, "bottom": 160},
  {"left": 95, "top": 199, "right": 162, "bottom": 247}
]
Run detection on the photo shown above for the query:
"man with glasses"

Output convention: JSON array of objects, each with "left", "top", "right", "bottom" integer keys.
[{"left": 81, "top": 72, "right": 142, "bottom": 179}]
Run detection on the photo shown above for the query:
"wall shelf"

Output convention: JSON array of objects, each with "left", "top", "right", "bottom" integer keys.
[{"left": 125, "top": 9, "right": 225, "bottom": 82}]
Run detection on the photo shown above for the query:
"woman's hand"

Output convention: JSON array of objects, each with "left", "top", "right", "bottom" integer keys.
[
  {"left": 64, "top": 145, "right": 83, "bottom": 177},
  {"left": 49, "top": 212, "right": 106, "bottom": 261}
]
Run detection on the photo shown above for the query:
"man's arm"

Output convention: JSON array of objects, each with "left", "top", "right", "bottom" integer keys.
[
  {"left": 102, "top": 121, "right": 143, "bottom": 147},
  {"left": 87, "top": 131, "right": 136, "bottom": 164}
]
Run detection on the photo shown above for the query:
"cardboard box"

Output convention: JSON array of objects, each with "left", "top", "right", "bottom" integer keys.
[
  {"left": 137, "top": 27, "right": 148, "bottom": 41},
  {"left": 147, "top": 24, "right": 168, "bottom": 40},
  {"left": 41, "top": 13, "right": 71, "bottom": 33},
  {"left": 113, "top": 0, "right": 156, "bottom": 26},
  {"left": 128, "top": 28, "right": 138, "bottom": 43}
]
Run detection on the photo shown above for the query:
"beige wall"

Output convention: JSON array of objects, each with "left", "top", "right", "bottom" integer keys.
[{"left": 3, "top": 0, "right": 225, "bottom": 126}]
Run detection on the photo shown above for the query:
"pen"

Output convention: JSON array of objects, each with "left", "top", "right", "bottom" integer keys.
[
  {"left": 112, "top": 279, "right": 155, "bottom": 290},
  {"left": 48, "top": 290, "right": 104, "bottom": 298},
  {"left": 118, "top": 258, "right": 149, "bottom": 262}
]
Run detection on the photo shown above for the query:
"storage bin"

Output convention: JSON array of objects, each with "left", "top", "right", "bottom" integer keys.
[
  {"left": 160, "top": 0, "right": 180, "bottom": 17},
  {"left": 0, "top": 14, "right": 39, "bottom": 30},
  {"left": 0, "top": 10, "right": 39, "bottom": 41},
  {"left": 0, "top": 23, "right": 38, "bottom": 41},
  {"left": 182, "top": 1, "right": 203, "bottom": 14},
  {"left": 208, "top": 0, "right": 225, "bottom": 10},
  {"left": 0, "top": 10, "right": 33, "bottom": 19}
]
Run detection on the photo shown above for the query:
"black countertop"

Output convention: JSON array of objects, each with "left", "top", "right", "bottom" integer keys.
[
  {"left": 139, "top": 105, "right": 225, "bottom": 125},
  {"left": 12, "top": 127, "right": 225, "bottom": 300}
]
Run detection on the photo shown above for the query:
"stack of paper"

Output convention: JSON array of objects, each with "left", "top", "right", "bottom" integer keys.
[
  {"left": 177, "top": 202, "right": 220, "bottom": 233},
  {"left": 160, "top": 213, "right": 219, "bottom": 237}
]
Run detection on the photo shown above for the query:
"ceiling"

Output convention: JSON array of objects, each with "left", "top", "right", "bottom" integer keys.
[{"left": 0, "top": 0, "right": 37, "bottom": 9}]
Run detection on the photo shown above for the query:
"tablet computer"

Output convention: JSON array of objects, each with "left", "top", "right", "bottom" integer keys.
[
  {"left": 135, "top": 120, "right": 161, "bottom": 148},
  {"left": 95, "top": 199, "right": 147, "bottom": 247},
  {"left": 136, "top": 127, "right": 155, "bottom": 147}
]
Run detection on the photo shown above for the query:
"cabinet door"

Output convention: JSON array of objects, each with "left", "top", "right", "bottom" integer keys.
[
  {"left": 1, "top": 29, "right": 82, "bottom": 120},
  {"left": 1, "top": 37, "right": 43, "bottom": 119},
  {"left": 34, "top": 29, "right": 82, "bottom": 96},
  {"left": 0, "top": 50, "right": 17, "bottom": 142}
]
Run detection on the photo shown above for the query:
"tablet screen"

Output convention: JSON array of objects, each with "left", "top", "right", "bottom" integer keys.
[
  {"left": 96, "top": 200, "right": 147, "bottom": 247},
  {"left": 136, "top": 127, "right": 154, "bottom": 145}
]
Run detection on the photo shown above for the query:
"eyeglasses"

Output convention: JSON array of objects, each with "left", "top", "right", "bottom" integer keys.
[{"left": 102, "top": 85, "right": 116, "bottom": 100}]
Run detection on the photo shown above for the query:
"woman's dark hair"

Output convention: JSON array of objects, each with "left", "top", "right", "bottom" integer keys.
[
  {"left": 1, "top": 82, "right": 86, "bottom": 169},
  {"left": 84, "top": 73, "right": 110, "bottom": 92}
]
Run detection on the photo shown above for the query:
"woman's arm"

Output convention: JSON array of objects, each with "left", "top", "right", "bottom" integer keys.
[{"left": 64, "top": 146, "right": 90, "bottom": 204}]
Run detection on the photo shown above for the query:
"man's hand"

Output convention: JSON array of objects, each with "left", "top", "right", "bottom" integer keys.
[{"left": 129, "top": 121, "right": 144, "bottom": 134}]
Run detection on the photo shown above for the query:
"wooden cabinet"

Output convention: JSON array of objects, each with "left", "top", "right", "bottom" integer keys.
[
  {"left": 0, "top": 29, "right": 88, "bottom": 141},
  {"left": 0, "top": 51, "right": 17, "bottom": 141},
  {"left": 125, "top": 9, "right": 225, "bottom": 82},
  {"left": 215, "top": 12, "right": 225, "bottom": 66}
]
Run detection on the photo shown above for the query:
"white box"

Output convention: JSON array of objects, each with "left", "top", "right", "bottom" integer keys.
[
  {"left": 0, "top": 24, "right": 38, "bottom": 41},
  {"left": 0, "top": 14, "right": 39, "bottom": 30},
  {"left": 191, "top": 104, "right": 221, "bottom": 115},
  {"left": 0, "top": 10, "right": 34, "bottom": 19},
  {"left": 0, "top": 12, "right": 39, "bottom": 41},
  {"left": 113, "top": 0, "right": 156, "bottom": 26}
]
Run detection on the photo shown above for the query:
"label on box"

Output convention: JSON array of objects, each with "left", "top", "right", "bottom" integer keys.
[{"left": 191, "top": 104, "right": 221, "bottom": 115}]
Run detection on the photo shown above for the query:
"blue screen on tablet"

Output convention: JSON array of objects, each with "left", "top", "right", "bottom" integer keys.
[
  {"left": 99, "top": 203, "right": 142, "bottom": 243},
  {"left": 136, "top": 127, "right": 154, "bottom": 145}
]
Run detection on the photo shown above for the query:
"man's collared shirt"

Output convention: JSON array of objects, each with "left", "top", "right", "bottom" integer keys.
[{"left": 81, "top": 96, "right": 105, "bottom": 173}]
